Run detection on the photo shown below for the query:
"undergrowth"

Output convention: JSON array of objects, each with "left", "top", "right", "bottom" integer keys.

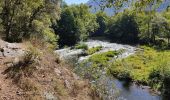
[
  {"left": 85, "top": 46, "right": 102, "bottom": 55},
  {"left": 108, "top": 46, "right": 170, "bottom": 93}
]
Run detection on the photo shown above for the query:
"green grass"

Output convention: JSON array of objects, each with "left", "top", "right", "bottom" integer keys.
[
  {"left": 108, "top": 46, "right": 170, "bottom": 91},
  {"left": 86, "top": 46, "right": 102, "bottom": 55},
  {"left": 75, "top": 43, "right": 88, "bottom": 50},
  {"left": 89, "top": 51, "right": 120, "bottom": 65},
  {"left": 77, "top": 50, "right": 122, "bottom": 80}
]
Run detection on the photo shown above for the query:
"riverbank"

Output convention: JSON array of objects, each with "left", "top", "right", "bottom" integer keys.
[
  {"left": 56, "top": 40, "right": 163, "bottom": 100},
  {"left": 0, "top": 39, "right": 99, "bottom": 100},
  {"left": 108, "top": 46, "right": 170, "bottom": 98}
]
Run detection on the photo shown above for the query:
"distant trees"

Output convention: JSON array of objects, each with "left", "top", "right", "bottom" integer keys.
[
  {"left": 54, "top": 4, "right": 99, "bottom": 46},
  {"left": 107, "top": 10, "right": 139, "bottom": 43},
  {"left": 93, "top": 11, "right": 108, "bottom": 36},
  {"left": 0, "top": 0, "right": 60, "bottom": 44},
  {"left": 162, "top": 8, "right": 170, "bottom": 46}
]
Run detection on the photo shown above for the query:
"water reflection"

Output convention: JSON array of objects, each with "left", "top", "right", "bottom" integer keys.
[{"left": 112, "top": 79, "right": 162, "bottom": 100}]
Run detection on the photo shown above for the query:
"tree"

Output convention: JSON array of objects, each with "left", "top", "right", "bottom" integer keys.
[
  {"left": 0, "top": 0, "right": 60, "bottom": 44},
  {"left": 92, "top": 0, "right": 130, "bottom": 14},
  {"left": 107, "top": 10, "right": 139, "bottom": 43},
  {"left": 55, "top": 4, "right": 99, "bottom": 46},
  {"left": 93, "top": 11, "right": 108, "bottom": 36},
  {"left": 162, "top": 8, "right": 170, "bottom": 45}
]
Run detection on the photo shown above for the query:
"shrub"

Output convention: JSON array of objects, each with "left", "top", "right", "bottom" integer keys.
[
  {"left": 75, "top": 43, "right": 88, "bottom": 50},
  {"left": 89, "top": 51, "right": 119, "bottom": 65},
  {"left": 86, "top": 46, "right": 102, "bottom": 55}
]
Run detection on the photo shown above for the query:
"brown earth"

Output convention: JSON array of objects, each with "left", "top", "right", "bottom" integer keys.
[{"left": 0, "top": 40, "right": 99, "bottom": 100}]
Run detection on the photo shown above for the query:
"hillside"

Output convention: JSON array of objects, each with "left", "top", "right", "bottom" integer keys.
[{"left": 0, "top": 39, "right": 99, "bottom": 100}]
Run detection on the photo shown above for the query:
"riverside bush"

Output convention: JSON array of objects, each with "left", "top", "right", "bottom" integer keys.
[
  {"left": 86, "top": 46, "right": 102, "bottom": 55},
  {"left": 108, "top": 46, "right": 170, "bottom": 92},
  {"left": 75, "top": 43, "right": 88, "bottom": 50}
]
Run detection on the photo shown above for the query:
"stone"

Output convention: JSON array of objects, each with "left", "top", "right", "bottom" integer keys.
[
  {"left": 64, "top": 80, "right": 71, "bottom": 89},
  {"left": 54, "top": 68, "right": 61, "bottom": 76},
  {"left": 44, "top": 92, "right": 58, "bottom": 100}
]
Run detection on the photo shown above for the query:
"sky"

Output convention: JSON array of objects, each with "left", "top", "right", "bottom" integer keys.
[{"left": 64, "top": 0, "right": 89, "bottom": 5}]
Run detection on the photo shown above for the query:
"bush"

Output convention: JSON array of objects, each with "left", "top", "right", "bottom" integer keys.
[
  {"left": 86, "top": 46, "right": 102, "bottom": 55},
  {"left": 75, "top": 43, "right": 88, "bottom": 50}
]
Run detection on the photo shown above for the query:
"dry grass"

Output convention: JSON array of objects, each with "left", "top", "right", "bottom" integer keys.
[{"left": 1, "top": 41, "right": 100, "bottom": 100}]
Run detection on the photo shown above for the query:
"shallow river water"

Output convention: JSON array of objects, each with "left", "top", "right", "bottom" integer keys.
[{"left": 56, "top": 40, "right": 163, "bottom": 100}]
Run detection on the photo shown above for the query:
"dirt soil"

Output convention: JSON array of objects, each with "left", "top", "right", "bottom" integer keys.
[{"left": 0, "top": 40, "right": 99, "bottom": 100}]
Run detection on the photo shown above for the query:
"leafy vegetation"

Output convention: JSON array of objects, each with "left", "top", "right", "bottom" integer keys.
[
  {"left": 77, "top": 51, "right": 122, "bottom": 80},
  {"left": 108, "top": 46, "right": 170, "bottom": 92},
  {"left": 54, "top": 4, "right": 99, "bottom": 46},
  {"left": 86, "top": 46, "right": 102, "bottom": 55},
  {"left": 0, "top": 0, "right": 60, "bottom": 45},
  {"left": 75, "top": 43, "right": 88, "bottom": 50},
  {"left": 107, "top": 10, "right": 139, "bottom": 43}
]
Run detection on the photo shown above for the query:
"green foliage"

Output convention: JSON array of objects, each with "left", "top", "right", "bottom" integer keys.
[
  {"left": 75, "top": 43, "right": 88, "bottom": 50},
  {"left": 106, "top": 9, "right": 170, "bottom": 46},
  {"left": 0, "top": 0, "right": 60, "bottom": 45},
  {"left": 107, "top": 10, "right": 139, "bottom": 43},
  {"left": 89, "top": 51, "right": 120, "bottom": 66},
  {"left": 93, "top": 11, "right": 108, "bottom": 36},
  {"left": 108, "top": 46, "right": 170, "bottom": 91},
  {"left": 54, "top": 4, "right": 99, "bottom": 46},
  {"left": 77, "top": 51, "right": 121, "bottom": 80},
  {"left": 86, "top": 46, "right": 102, "bottom": 55},
  {"left": 136, "top": 12, "right": 168, "bottom": 44}
]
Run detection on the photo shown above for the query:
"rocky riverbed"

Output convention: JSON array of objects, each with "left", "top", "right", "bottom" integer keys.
[
  {"left": 55, "top": 39, "right": 137, "bottom": 62},
  {"left": 55, "top": 39, "right": 162, "bottom": 100}
]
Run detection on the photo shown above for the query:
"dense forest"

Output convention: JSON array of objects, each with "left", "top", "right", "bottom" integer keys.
[{"left": 1, "top": 0, "right": 170, "bottom": 100}]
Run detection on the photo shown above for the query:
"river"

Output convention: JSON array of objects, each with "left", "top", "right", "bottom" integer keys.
[{"left": 55, "top": 39, "right": 163, "bottom": 100}]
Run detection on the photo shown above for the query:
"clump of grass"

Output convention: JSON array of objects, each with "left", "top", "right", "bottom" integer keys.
[
  {"left": 18, "top": 78, "right": 39, "bottom": 91},
  {"left": 53, "top": 80, "right": 68, "bottom": 96},
  {"left": 75, "top": 43, "right": 88, "bottom": 50},
  {"left": 86, "top": 46, "right": 102, "bottom": 55}
]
